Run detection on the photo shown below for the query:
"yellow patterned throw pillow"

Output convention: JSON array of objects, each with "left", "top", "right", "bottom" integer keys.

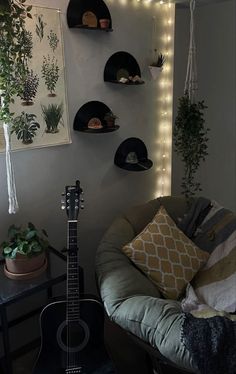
[{"left": 122, "top": 206, "right": 209, "bottom": 300}]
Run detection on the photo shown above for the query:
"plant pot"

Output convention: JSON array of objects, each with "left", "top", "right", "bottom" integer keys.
[
  {"left": 4, "top": 252, "right": 47, "bottom": 280},
  {"left": 148, "top": 65, "right": 163, "bottom": 80},
  {"left": 99, "top": 19, "right": 110, "bottom": 29}
]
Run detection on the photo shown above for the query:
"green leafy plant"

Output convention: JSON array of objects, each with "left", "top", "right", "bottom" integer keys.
[
  {"left": 41, "top": 55, "right": 59, "bottom": 96},
  {"left": 12, "top": 111, "right": 40, "bottom": 144},
  {"left": 0, "top": 0, "right": 33, "bottom": 124},
  {"left": 150, "top": 50, "right": 165, "bottom": 67},
  {"left": 41, "top": 103, "right": 64, "bottom": 133},
  {"left": 47, "top": 30, "right": 59, "bottom": 52},
  {"left": 173, "top": 94, "right": 209, "bottom": 201},
  {"left": 1, "top": 222, "right": 49, "bottom": 259}
]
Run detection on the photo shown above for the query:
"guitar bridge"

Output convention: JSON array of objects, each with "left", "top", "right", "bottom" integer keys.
[{"left": 65, "top": 367, "right": 83, "bottom": 374}]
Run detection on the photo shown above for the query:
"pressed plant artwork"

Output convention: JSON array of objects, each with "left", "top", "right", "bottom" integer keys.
[
  {"left": 12, "top": 112, "right": 40, "bottom": 144},
  {"left": 18, "top": 69, "right": 39, "bottom": 106},
  {"left": 35, "top": 14, "right": 46, "bottom": 42},
  {"left": 47, "top": 30, "right": 59, "bottom": 52},
  {"left": 41, "top": 55, "right": 59, "bottom": 96},
  {"left": 0, "top": 5, "right": 70, "bottom": 152},
  {"left": 41, "top": 103, "right": 64, "bottom": 134}
]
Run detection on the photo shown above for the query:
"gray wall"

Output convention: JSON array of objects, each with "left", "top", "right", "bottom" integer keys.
[
  {"left": 172, "top": 0, "right": 236, "bottom": 211},
  {"left": 0, "top": 0, "right": 174, "bottom": 294}
]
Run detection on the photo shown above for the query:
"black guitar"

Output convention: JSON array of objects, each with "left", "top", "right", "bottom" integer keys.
[{"left": 33, "top": 181, "right": 115, "bottom": 374}]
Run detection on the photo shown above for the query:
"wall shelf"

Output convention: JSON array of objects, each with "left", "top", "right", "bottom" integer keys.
[
  {"left": 104, "top": 51, "right": 144, "bottom": 85},
  {"left": 73, "top": 101, "right": 119, "bottom": 134},
  {"left": 114, "top": 138, "right": 153, "bottom": 171},
  {"left": 67, "top": 0, "right": 113, "bottom": 31}
]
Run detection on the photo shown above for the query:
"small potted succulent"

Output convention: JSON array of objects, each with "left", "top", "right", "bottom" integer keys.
[
  {"left": 149, "top": 51, "right": 165, "bottom": 80},
  {"left": 104, "top": 111, "right": 118, "bottom": 128},
  {"left": 1, "top": 222, "right": 49, "bottom": 279}
]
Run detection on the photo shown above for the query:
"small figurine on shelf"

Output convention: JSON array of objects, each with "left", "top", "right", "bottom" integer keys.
[
  {"left": 149, "top": 50, "right": 166, "bottom": 80},
  {"left": 104, "top": 111, "right": 118, "bottom": 127}
]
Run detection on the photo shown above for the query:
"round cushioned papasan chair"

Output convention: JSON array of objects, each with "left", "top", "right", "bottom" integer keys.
[{"left": 95, "top": 196, "right": 206, "bottom": 374}]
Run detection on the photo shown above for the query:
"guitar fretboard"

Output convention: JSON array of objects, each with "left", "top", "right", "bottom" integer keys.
[{"left": 67, "top": 221, "right": 80, "bottom": 322}]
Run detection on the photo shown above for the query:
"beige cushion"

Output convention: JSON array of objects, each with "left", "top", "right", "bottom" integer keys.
[{"left": 122, "top": 206, "right": 209, "bottom": 300}]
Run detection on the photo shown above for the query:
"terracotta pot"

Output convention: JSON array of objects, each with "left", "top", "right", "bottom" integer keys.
[
  {"left": 5, "top": 252, "right": 46, "bottom": 275},
  {"left": 99, "top": 19, "right": 110, "bottom": 29}
]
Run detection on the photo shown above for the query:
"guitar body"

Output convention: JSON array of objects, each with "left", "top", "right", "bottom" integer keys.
[{"left": 34, "top": 298, "right": 114, "bottom": 374}]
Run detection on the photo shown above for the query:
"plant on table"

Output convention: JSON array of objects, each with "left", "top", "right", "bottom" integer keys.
[{"left": 1, "top": 222, "right": 49, "bottom": 259}]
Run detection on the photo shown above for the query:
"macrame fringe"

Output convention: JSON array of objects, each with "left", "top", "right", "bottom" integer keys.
[
  {"left": 184, "top": 0, "right": 197, "bottom": 103},
  {"left": 3, "top": 123, "right": 19, "bottom": 214}
]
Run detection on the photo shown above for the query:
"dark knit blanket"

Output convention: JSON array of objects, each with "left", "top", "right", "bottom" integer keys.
[{"left": 181, "top": 313, "right": 236, "bottom": 374}]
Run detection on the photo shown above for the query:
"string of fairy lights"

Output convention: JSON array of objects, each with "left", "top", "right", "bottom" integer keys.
[
  {"left": 106, "top": 0, "right": 175, "bottom": 197},
  {"left": 154, "top": 2, "right": 174, "bottom": 197}
]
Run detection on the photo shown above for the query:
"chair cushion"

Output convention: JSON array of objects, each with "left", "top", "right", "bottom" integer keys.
[{"left": 122, "top": 206, "right": 209, "bottom": 300}]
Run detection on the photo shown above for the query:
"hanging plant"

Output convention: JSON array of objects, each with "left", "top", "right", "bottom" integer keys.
[
  {"left": 173, "top": 94, "right": 209, "bottom": 200},
  {"left": 0, "top": 0, "right": 33, "bottom": 214},
  {"left": 0, "top": 0, "right": 33, "bottom": 123}
]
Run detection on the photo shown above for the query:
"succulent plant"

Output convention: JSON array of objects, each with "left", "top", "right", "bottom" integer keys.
[{"left": 150, "top": 51, "right": 166, "bottom": 68}]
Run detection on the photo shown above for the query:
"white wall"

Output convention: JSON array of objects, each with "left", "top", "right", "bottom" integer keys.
[
  {"left": 172, "top": 0, "right": 236, "bottom": 211},
  {"left": 0, "top": 0, "right": 174, "bottom": 295}
]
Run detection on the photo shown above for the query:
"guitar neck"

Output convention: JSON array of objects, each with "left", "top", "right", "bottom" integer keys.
[{"left": 67, "top": 220, "right": 80, "bottom": 322}]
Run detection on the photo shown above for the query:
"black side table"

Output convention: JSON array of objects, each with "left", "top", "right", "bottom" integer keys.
[{"left": 0, "top": 248, "right": 78, "bottom": 374}]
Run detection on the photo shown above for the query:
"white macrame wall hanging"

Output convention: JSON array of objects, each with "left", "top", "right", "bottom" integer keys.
[{"left": 2, "top": 104, "right": 19, "bottom": 214}]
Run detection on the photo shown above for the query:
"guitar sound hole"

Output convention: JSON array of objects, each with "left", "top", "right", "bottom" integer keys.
[
  {"left": 57, "top": 319, "right": 90, "bottom": 353},
  {"left": 62, "top": 322, "right": 86, "bottom": 348}
]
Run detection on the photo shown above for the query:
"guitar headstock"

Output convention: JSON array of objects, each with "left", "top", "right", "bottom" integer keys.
[{"left": 61, "top": 180, "right": 84, "bottom": 220}]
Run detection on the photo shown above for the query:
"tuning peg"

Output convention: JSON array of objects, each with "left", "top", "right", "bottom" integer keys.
[
  {"left": 80, "top": 197, "right": 84, "bottom": 203},
  {"left": 61, "top": 194, "right": 66, "bottom": 210},
  {"left": 80, "top": 204, "right": 85, "bottom": 210}
]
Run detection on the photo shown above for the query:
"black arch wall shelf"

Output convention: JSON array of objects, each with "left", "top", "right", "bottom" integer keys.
[
  {"left": 104, "top": 51, "right": 144, "bottom": 85},
  {"left": 67, "top": 0, "right": 113, "bottom": 31},
  {"left": 73, "top": 101, "right": 119, "bottom": 133}
]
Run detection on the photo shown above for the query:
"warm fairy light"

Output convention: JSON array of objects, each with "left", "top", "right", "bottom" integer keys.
[{"left": 106, "top": 0, "right": 174, "bottom": 197}]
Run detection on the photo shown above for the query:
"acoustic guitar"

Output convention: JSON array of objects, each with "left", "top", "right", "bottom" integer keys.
[{"left": 33, "top": 180, "right": 115, "bottom": 374}]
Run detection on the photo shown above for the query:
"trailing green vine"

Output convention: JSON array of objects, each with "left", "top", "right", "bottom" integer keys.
[
  {"left": 0, "top": 0, "right": 32, "bottom": 123},
  {"left": 173, "top": 94, "right": 209, "bottom": 201}
]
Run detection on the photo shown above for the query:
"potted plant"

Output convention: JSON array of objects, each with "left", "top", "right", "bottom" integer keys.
[
  {"left": 41, "top": 102, "right": 64, "bottom": 133},
  {"left": 104, "top": 111, "right": 118, "bottom": 128},
  {"left": 173, "top": 94, "right": 209, "bottom": 202},
  {"left": 12, "top": 111, "right": 40, "bottom": 144},
  {"left": 149, "top": 51, "right": 165, "bottom": 80},
  {"left": 1, "top": 222, "right": 49, "bottom": 279}
]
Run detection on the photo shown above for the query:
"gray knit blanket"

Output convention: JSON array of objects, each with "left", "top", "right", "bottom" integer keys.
[
  {"left": 181, "top": 313, "right": 236, "bottom": 374},
  {"left": 179, "top": 197, "right": 236, "bottom": 374}
]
